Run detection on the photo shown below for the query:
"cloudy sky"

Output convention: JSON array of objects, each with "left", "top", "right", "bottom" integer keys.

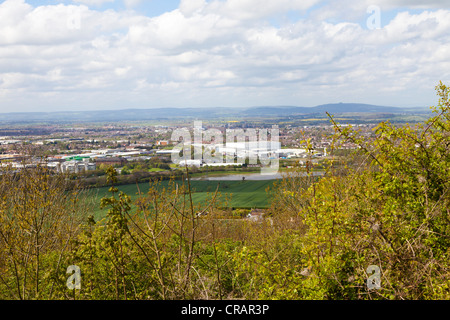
[{"left": 0, "top": 0, "right": 449, "bottom": 112}]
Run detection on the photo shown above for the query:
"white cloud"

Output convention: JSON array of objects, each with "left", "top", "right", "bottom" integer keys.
[
  {"left": 0, "top": 0, "right": 449, "bottom": 112},
  {"left": 72, "top": 0, "right": 114, "bottom": 6},
  {"left": 179, "top": 0, "right": 206, "bottom": 17},
  {"left": 373, "top": 0, "right": 450, "bottom": 9},
  {"left": 123, "top": 0, "right": 142, "bottom": 8},
  {"left": 207, "top": 0, "right": 320, "bottom": 20}
]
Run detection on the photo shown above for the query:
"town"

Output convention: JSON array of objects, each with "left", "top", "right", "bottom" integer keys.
[{"left": 0, "top": 119, "right": 368, "bottom": 181}]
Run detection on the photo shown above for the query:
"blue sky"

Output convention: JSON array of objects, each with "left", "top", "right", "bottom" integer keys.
[
  {"left": 0, "top": 0, "right": 449, "bottom": 112},
  {"left": 24, "top": 0, "right": 181, "bottom": 16}
]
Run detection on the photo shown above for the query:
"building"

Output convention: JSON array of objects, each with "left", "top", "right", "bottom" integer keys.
[
  {"left": 178, "top": 159, "right": 202, "bottom": 167},
  {"left": 156, "top": 149, "right": 180, "bottom": 156},
  {"left": 275, "top": 148, "right": 308, "bottom": 158},
  {"left": 50, "top": 161, "right": 96, "bottom": 173},
  {"left": 94, "top": 157, "right": 128, "bottom": 167},
  {"left": 246, "top": 209, "right": 267, "bottom": 222},
  {"left": 203, "top": 162, "right": 244, "bottom": 167},
  {"left": 0, "top": 154, "right": 25, "bottom": 161},
  {"left": 157, "top": 140, "right": 169, "bottom": 146}
]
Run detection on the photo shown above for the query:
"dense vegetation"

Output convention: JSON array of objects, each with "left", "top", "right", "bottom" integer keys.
[{"left": 0, "top": 82, "right": 449, "bottom": 300}]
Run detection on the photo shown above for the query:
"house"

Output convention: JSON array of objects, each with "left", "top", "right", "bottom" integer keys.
[
  {"left": 246, "top": 209, "right": 267, "bottom": 222},
  {"left": 157, "top": 140, "right": 169, "bottom": 146}
]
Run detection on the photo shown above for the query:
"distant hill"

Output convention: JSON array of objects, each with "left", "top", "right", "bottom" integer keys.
[
  {"left": 243, "top": 103, "right": 414, "bottom": 116},
  {"left": 0, "top": 103, "right": 429, "bottom": 122},
  {"left": 313, "top": 103, "right": 404, "bottom": 114}
]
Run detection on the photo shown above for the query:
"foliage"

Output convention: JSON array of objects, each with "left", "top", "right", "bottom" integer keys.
[
  {"left": 267, "top": 81, "right": 450, "bottom": 299},
  {"left": 0, "top": 164, "right": 89, "bottom": 299},
  {"left": 0, "top": 82, "right": 449, "bottom": 300}
]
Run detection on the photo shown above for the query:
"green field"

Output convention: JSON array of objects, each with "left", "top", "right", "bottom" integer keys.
[{"left": 87, "top": 179, "right": 276, "bottom": 219}]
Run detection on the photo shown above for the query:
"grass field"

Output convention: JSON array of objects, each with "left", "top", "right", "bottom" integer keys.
[{"left": 86, "top": 179, "right": 276, "bottom": 219}]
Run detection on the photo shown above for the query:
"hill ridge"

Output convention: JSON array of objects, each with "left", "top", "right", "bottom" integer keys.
[{"left": 0, "top": 103, "right": 429, "bottom": 122}]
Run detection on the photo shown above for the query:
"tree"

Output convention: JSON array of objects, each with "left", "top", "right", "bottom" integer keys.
[
  {"left": 0, "top": 164, "right": 88, "bottom": 299},
  {"left": 269, "top": 81, "right": 450, "bottom": 299}
]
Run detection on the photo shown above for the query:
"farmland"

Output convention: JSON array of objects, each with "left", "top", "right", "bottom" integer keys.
[{"left": 87, "top": 179, "right": 275, "bottom": 219}]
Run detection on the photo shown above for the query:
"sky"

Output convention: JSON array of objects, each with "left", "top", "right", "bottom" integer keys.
[{"left": 0, "top": 0, "right": 450, "bottom": 112}]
